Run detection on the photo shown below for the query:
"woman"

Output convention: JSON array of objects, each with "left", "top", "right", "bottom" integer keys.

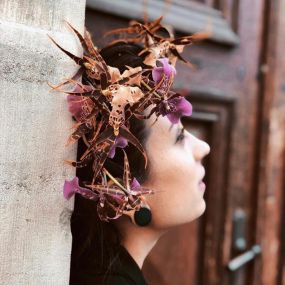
[{"left": 66, "top": 41, "right": 210, "bottom": 285}]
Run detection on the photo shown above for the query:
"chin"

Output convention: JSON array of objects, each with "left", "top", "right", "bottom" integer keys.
[
  {"left": 197, "top": 200, "right": 206, "bottom": 217},
  {"left": 189, "top": 200, "right": 206, "bottom": 222}
]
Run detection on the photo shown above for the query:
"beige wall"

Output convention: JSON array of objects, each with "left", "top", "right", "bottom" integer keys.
[{"left": 0, "top": 1, "right": 86, "bottom": 284}]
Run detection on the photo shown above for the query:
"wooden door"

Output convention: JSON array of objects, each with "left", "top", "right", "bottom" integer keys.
[{"left": 85, "top": 1, "right": 285, "bottom": 284}]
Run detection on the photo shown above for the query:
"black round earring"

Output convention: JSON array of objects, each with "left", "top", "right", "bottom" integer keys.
[{"left": 134, "top": 206, "right": 152, "bottom": 226}]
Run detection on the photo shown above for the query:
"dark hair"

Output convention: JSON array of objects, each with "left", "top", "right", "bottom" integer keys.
[{"left": 69, "top": 42, "right": 150, "bottom": 282}]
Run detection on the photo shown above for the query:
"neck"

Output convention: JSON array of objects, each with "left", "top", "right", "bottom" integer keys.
[{"left": 117, "top": 217, "right": 165, "bottom": 269}]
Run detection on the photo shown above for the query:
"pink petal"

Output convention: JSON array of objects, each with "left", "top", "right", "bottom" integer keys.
[
  {"left": 131, "top": 177, "right": 141, "bottom": 190},
  {"left": 158, "top": 58, "right": 177, "bottom": 78},
  {"left": 152, "top": 58, "right": 176, "bottom": 83},
  {"left": 176, "top": 97, "right": 193, "bottom": 116},
  {"left": 166, "top": 97, "right": 193, "bottom": 124},
  {"left": 152, "top": 67, "right": 164, "bottom": 83},
  {"left": 66, "top": 84, "right": 93, "bottom": 121},
  {"left": 166, "top": 112, "right": 181, "bottom": 124},
  {"left": 63, "top": 177, "right": 99, "bottom": 201},
  {"left": 66, "top": 95, "right": 85, "bottom": 120},
  {"left": 108, "top": 136, "right": 128, "bottom": 159}
]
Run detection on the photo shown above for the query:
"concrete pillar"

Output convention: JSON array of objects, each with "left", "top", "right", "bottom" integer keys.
[{"left": 0, "top": 1, "right": 86, "bottom": 284}]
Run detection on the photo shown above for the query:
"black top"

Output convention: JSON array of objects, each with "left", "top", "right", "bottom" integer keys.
[{"left": 70, "top": 245, "right": 149, "bottom": 285}]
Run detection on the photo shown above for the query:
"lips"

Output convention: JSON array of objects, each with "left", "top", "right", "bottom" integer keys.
[{"left": 199, "top": 181, "right": 206, "bottom": 192}]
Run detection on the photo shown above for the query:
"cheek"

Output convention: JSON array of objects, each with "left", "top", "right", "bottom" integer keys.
[
  {"left": 148, "top": 138, "right": 197, "bottom": 185},
  {"left": 144, "top": 146, "right": 206, "bottom": 229}
]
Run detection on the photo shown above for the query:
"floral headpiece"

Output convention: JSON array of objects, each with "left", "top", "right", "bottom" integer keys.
[{"left": 49, "top": 17, "right": 201, "bottom": 222}]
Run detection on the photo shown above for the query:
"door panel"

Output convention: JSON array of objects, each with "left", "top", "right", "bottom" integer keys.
[
  {"left": 87, "top": 0, "right": 239, "bottom": 45},
  {"left": 84, "top": 0, "right": 284, "bottom": 284}
]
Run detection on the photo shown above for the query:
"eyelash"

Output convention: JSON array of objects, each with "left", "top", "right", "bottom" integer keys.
[{"left": 176, "top": 127, "right": 185, "bottom": 143}]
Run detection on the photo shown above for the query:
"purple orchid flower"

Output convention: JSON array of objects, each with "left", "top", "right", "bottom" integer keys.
[
  {"left": 152, "top": 59, "right": 192, "bottom": 123},
  {"left": 152, "top": 57, "right": 176, "bottom": 83},
  {"left": 108, "top": 136, "right": 128, "bottom": 159},
  {"left": 66, "top": 95, "right": 84, "bottom": 120},
  {"left": 66, "top": 85, "right": 93, "bottom": 121},
  {"left": 160, "top": 96, "right": 193, "bottom": 124},
  {"left": 63, "top": 176, "right": 99, "bottom": 201}
]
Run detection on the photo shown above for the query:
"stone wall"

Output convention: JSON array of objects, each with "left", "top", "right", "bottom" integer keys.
[{"left": 0, "top": 1, "right": 86, "bottom": 284}]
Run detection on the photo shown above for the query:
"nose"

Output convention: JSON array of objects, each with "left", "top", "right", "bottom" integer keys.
[{"left": 193, "top": 138, "right": 210, "bottom": 161}]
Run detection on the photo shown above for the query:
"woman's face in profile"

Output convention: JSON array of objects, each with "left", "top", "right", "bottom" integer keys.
[{"left": 143, "top": 112, "right": 210, "bottom": 230}]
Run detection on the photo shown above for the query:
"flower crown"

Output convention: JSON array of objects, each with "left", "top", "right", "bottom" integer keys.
[{"left": 49, "top": 17, "right": 202, "bottom": 222}]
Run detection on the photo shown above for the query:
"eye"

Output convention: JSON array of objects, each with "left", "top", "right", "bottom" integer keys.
[{"left": 175, "top": 127, "right": 185, "bottom": 143}]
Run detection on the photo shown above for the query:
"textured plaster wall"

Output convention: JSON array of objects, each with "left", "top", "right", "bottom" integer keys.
[{"left": 0, "top": 1, "right": 86, "bottom": 284}]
